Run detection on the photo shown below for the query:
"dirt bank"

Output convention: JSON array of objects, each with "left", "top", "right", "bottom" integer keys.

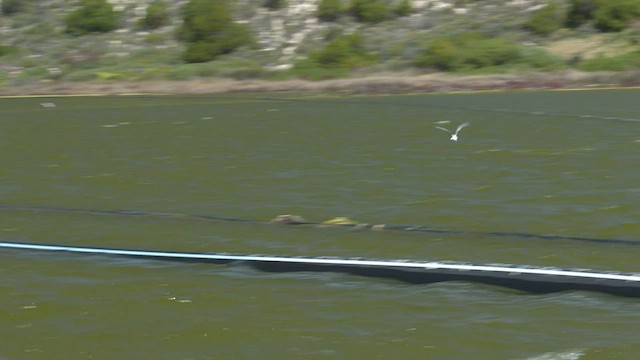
[{"left": 2, "top": 71, "right": 640, "bottom": 97}]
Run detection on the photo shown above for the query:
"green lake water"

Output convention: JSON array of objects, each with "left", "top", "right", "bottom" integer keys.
[{"left": 1, "top": 90, "right": 639, "bottom": 359}]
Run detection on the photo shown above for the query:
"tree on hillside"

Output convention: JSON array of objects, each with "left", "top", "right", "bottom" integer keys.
[
  {"left": 1, "top": 0, "right": 27, "bottom": 15},
  {"left": 178, "top": 0, "right": 252, "bottom": 63},
  {"left": 416, "top": 37, "right": 458, "bottom": 70},
  {"left": 416, "top": 32, "right": 522, "bottom": 71},
  {"left": 524, "top": 1, "right": 565, "bottom": 36},
  {"left": 593, "top": 0, "right": 640, "bottom": 32},
  {"left": 317, "top": 0, "right": 343, "bottom": 21},
  {"left": 565, "top": 0, "right": 596, "bottom": 28},
  {"left": 394, "top": 0, "right": 412, "bottom": 17},
  {"left": 309, "top": 33, "right": 375, "bottom": 68},
  {"left": 350, "top": 0, "right": 391, "bottom": 24},
  {"left": 140, "top": 0, "right": 170, "bottom": 29},
  {"left": 64, "top": 0, "right": 120, "bottom": 36},
  {"left": 566, "top": 0, "right": 640, "bottom": 31},
  {"left": 264, "top": 0, "right": 287, "bottom": 10}
]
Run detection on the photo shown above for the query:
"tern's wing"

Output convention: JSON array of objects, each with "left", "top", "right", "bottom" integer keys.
[
  {"left": 454, "top": 122, "right": 469, "bottom": 135},
  {"left": 435, "top": 126, "right": 452, "bottom": 134}
]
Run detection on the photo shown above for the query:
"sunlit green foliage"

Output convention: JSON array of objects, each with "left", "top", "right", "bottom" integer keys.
[
  {"left": 309, "top": 33, "right": 375, "bottom": 68},
  {"left": 350, "top": 0, "right": 390, "bottom": 23},
  {"left": 578, "top": 50, "right": 640, "bottom": 70},
  {"left": 416, "top": 33, "right": 520, "bottom": 71},
  {"left": 394, "top": 0, "right": 412, "bottom": 16},
  {"left": 416, "top": 37, "right": 457, "bottom": 70},
  {"left": 64, "top": 0, "right": 119, "bottom": 36},
  {"left": 286, "top": 33, "right": 376, "bottom": 79},
  {"left": 524, "top": 1, "right": 565, "bottom": 36},
  {"left": 416, "top": 32, "right": 563, "bottom": 72},
  {"left": 179, "top": 0, "right": 252, "bottom": 63},
  {"left": 0, "top": 44, "right": 21, "bottom": 56},
  {"left": 317, "top": 0, "right": 343, "bottom": 21},
  {"left": 593, "top": 0, "right": 640, "bottom": 32},
  {"left": 140, "top": 0, "right": 170, "bottom": 29}
]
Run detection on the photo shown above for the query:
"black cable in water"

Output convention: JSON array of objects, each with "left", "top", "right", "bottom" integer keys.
[{"left": 0, "top": 204, "right": 637, "bottom": 247}]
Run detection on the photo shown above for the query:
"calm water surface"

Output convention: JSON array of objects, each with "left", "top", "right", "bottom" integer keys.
[{"left": 1, "top": 90, "right": 639, "bottom": 359}]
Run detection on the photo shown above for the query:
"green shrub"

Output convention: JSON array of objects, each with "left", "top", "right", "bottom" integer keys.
[
  {"left": 317, "top": 0, "right": 343, "bottom": 21},
  {"left": 143, "top": 33, "right": 165, "bottom": 44},
  {"left": 64, "top": 0, "right": 119, "bottom": 36},
  {"left": 566, "top": 0, "right": 640, "bottom": 31},
  {"left": 0, "top": 44, "right": 21, "bottom": 57},
  {"left": 95, "top": 71, "right": 122, "bottom": 80},
  {"left": 140, "top": 0, "right": 170, "bottom": 29},
  {"left": 324, "top": 28, "right": 346, "bottom": 43},
  {"left": 463, "top": 37, "right": 521, "bottom": 68},
  {"left": 519, "top": 47, "right": 565, "bottom": 71},
  {"left": 179, "top": 0, "right": 252, "bottom": 63},
  {"left": 309, "top": 33, "right": 375, "bottom": 68},
  {"left": 264, "top": 0, "right": 286, "bottom": 10},
  {"left": 350, "top": 0, "right": 390, "bottom": 24},
  {"left": 1, "top": 0, "right": 26, "bottom": 15},
  {"left": 415, "top": 32, "right": 563, "bottom": 72},
  {"left": 593, "top": 0, "right": 640, "bottom": 32},
  {"left": 184, "top": 42, "right": 217, "bottom": 63},
  {"left": 415, "top": 37, "right": 458, "bottom": 70},
  {"left": 284, "top": 33, "right": 375, "bottom": 79},
  {"left": 577, "top": 50, "right": 640, "bottom": 70},
  {"left": 524, "top": 1, "right": 565, "bottom": 36},
  {"left": 394, "top": 0, "right": 412, "bottom": 16},
  {"left": 565, "top": 0, "right": 596, "bottom": 28}
]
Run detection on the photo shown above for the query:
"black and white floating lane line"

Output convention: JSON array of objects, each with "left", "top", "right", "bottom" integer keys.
[{"left": 1, "top": 241, "right": 639, "bottom": 298}]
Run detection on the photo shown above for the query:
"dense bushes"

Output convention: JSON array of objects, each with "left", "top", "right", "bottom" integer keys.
[
  {"left": 416, "top": 32, "right": 563, "bottom": 72},
  {"left": 565, "top": 0, "right": 596, "bottom": 28},
  {"left": 566, "top": 0, "right": 640, "bottom": 31},
  {"left": 319, "top": 0, "right": 410, "bottom": 23},
  {"left": 577, "top": 50, "right": 640, "bottom": 71},
  {"left": 0, "top": 44, "right": 20, "bottom": 57},
  {"left": 417, "top": 33, "right": 520, "bottom": 71},
  {"left": 179, "top": 0, "right": 252, "bottom": 63},
  {"left": 264, "top": 0, "right": 287, "bottom": 10},
  {"left": 350, "top": 0, "right": 390, "bottom": 24},
  {"left": 524, "top": 2, "right": 564, "bottom": 36},
  {"left": 140, "top": 0, "right": 170, "bottom": 30},
  {"left": 593, "top": 0, "right": 640, "bottom": 31},
  {"left": 286, "top": 33, "right": 375, "bottom": 79},
  {"left": 6, "top": 0, "right": 640, "bottom": 83},
  {"left": 1, "top": 0, "right": 26, "bottom": 15},
  {"left": 524, "top": 0, "right": 640, "bottom": 34},
  {"left": 394, "top": 0, "right": 412, "bottom": 16},
  {"left": 317, "top": 0, "right": 343, "bottom": 21},
  {"left": 64, "top": 0, "right": 120, "bottom": 36},
  {"left": 310, "top": 33, "right": 375, "bottom": 68}
]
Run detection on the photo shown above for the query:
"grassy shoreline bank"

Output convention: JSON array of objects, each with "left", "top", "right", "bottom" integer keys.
[{"left": 2, "top": 70, "right": 640, "bottom": 97}]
